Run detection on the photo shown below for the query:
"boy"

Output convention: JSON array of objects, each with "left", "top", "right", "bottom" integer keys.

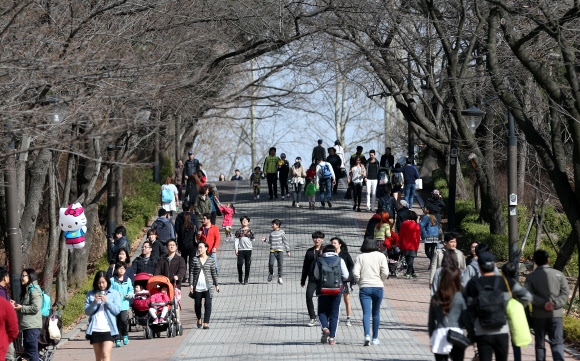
[
  {"left": 234, "top": 215, "right": 255, "bottom": 284},
  {"left": 305, "top": 178, "right": 317, "bottom": 210},
  {"left": 250, "top": 166, "right": 265, "bottom": 200},
  {"left": 261, "top": 219, "right": 290, "bottom": 284},
  {"left": 110, "top": 262, "right": 134, "bottom": 346}
]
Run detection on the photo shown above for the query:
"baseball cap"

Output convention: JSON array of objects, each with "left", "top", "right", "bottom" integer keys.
[
  {"left": 400, "top": 200, "right": 409, "bottom": 208},
  {"left": 433, "top": 189, "right": 440, "bottom": 196},
  {"left": 318, "top": 139, "right": 323, "bottom": 144},
  {"left": 209, "top": 183, "right": 217, "bottom": 191},
  {"left": 188, "top": 150, "right": 194, "bottom": 155},
  {"left": 477, "top": 251, "right": 496, "bottom": 268},
  {"left": 295, "top": 156, "right": 301, "bottom": 161},
  {"left": 281, "top": 153, "right": 286, "bottom": 158}
]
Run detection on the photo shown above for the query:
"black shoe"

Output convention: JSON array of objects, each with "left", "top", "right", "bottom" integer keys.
[
  {"left": 321, "top": 202, "right": 325, "bottom": 207},
  {"left": 353, "top": 205, "right": 356, "bottom": 211},
  {"left": 243, "top": 280, "right": 248, "bottom": 285},
  {"left": 239, "top": 275, "right": 243, "bottom": 284},
  {"left": 327, "top": 201, "right": 332, "bottom": 208},
  {"left": 357, "top": 208, "right": 361, "bottom": 212},
  {"left": 269, "top": 196, "right": 273, "bottom": 200}
]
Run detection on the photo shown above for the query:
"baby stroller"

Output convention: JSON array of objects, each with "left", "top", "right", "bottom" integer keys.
[
  {"left": 15, "top": 302, "right": 64, "bottom": 361},
  {"left": 129, "top": 272, "right": 152, "bottom": 332},
  {"left": 386, "top": 246, "right": 403, "bottom": 278},
  {"left": 144, "top": 275, "right": 183, "bottom": 339}
]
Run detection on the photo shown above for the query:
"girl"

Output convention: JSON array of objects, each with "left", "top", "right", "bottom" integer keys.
[
  {"left": 13, "top": 269, "right": 42, "bottom": 361},
  {"left": 109, "top": 262, "right": 133, "bottom": 347},
  {"left": 189, "top": 242, "right": 220, "bottom": 329},
  {"left": 250, "top": 166, "right": 265, "bottom": 200},
  {"left": 289, "top": 157, "right": 306, "bottom": 207},
  {"left": 84, "top": 271, "right": 121, "bottom": 361},
  {"left": 149, "top": 286, "right": 170, "bottom": 324},
  {"left": 147, "top": 228, "right": 167, "bottom": 262},
  {"left": 217, "top": 202, "right": 235, "bottom": 242},
  {"left": 421, "top": 208, "right": 440, "bottom": 265},
  {"left": 234, "top": 216, "right": 255, "bottom": 284},
  {"left": 161, "top": 176, "right": 179, "bottom": 217},
  {"left": 349, "top": 157, "right": 366, "bottom": 212},
  {"left": 306, "top": 163, "right": 317, "bottom": 180},
  {"left": 374, "top": 211, "right": 392, "bottom": 253},
  {"left": 218, "top": 174, "right": 226, "bottom": 181},
  {"left": 331, "top": 237, "right": 354, "bottom": 327},
  {"left": 399, "top": 211, "right": 421, "bottom": 279},
  {"left": 106, "top": 247, "right": 135, "bottom": 282}
]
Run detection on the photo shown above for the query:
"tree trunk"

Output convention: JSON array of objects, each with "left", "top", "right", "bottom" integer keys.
[
  {"left": 56, "top": 153, "right": 74, "bottom": 303},
  {"left": 67, "top": 203, "right": 98, "bottom": 289},
  {"left": 17, "top": 135, "right": 30, "bottom": 216},
  {"left": 42, "top": 156, "right": 59, "bottom": 295},
  {"left": 517, "top": 133, "right": 527, "bottom": 202},
  {"left": 115, "top": 165, "right": 123, "bottom": 225}
]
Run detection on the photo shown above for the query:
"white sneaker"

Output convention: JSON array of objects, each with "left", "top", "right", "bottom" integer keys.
[
  {"left": 308, "top": 318, "right": 317, "bottom": 327},
  {"left": 364, "top": 335, "right": 371, "bottom": 346},
  {"left": 371, "top": 338, "right": 380, "bottom": 345},
  {"left": 254, "top": 196, "right": 257, "bottom": 200},
  {"left": 278, "top": 277, "right": 283, "bottom": 285},
  {"left": 281, "top": 196, "right": 285, "bottom": 200},
  {"left": 257, "top": 195, "right": 260, "bottom": 199},
  {"left": 345, "top": 318, "right": 352, "bottom": 326}
]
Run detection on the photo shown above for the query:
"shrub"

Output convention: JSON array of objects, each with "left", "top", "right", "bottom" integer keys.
[{"left": 564, "top": 316, "right": 580, "bottom": 347}]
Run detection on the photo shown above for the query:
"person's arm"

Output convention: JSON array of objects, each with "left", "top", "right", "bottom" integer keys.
[
  {"left": 313, "top": 259, "right": 320, "bottom": 280},
  {"left": 234, "top": 231, "right": 240, "bottom": 253},
  {"left": 159, "top": 242, "right": 168, "bottom": 258},
  {"left": 127, "top": 279, "right": 134, "bottom": 299},
  {"left": 427, "top": 302, "right": 436, "bottom": 337},
  {"left": 420, "top": 217, "right": 429, "bottom": 239},
  {"left": 510, "top": 280, "right": 532, "bottom": 307},
  {"left": 553, "top": 271, "right": 570, "bottom": 309},
  {"left": 105, "top": 290, "right": 121, "bottom": 316},
  {"left": 353, "top": 257, "right": 361, "bottom": 284},
  {"left": 429, "top": 250, "right": 439, "bottom": 286},
  {"left": 20, "top": 287, "right": 42, "bottom": 315},
  {"left": 84, "top": 291, "right": 99, "bottom": 316},
  {"left": 177, "top": 257, "right": 187, "bottom": 281},
  {"left": 329, "top": 164, "right": 336, "bottom": 182},
  {"left": 525, "top": 275, "right": 547, "bottom": 307},
  {"left": 340, "top": 259, "right": 349, "bottom": 281},
  {"left": 211, "top": 226, "right": 221, "bottom": 252},
  {"left": 379, "top": 255, "right": 389, "bottom": 281},
  {"left": 6, "top": 303, "right": 19, "bottom": 343},
  {"left": 282, "top": 231, "right": 290, "bottom": 255},
  {"left": 300, "top": 252, "right": 310, "bottom": 286},
  {"left": 154, "top": 258, "right": 163, "bottom": 276}
]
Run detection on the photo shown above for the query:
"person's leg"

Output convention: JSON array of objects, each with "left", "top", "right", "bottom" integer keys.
[
  {"left": 328, "top": 294, "right": 342, "bottom": 338},
  {"left": 359, "top": 288, "right": 372, "bottom": 338},
  {"left": 6, "top": 342, "right": 14, "bottom": 361},
  {"left": 491, "top": 333, "right": 509, "bottom": 361},
  {"left": 273, "top": 174, "right": 278, "bottom": 197},
  {"left": 268, "top": 252, "right": 275, "bottom": 276},
  {"left": 319, "top": 180, "right": 327, "bottom": 204},
  {"left": 343, "top": 292, "right": 352, "bottom": 317},
  {"left": 404, "top": 184, "right": 411, "bottom": 204},
  {"left": 325, "top": 178, "right": 332, "bottom": 202},
  {"left": 245, "top": 250, "right": 252, "bottom": 282},
  {"left": 366, "top": 182, "right": 372, "bottom": 209},
  {"left": 318, "top": 297, "right": 330, "bottom": 330},
  {"left": 434, "top": 354, "right": 449, "bottom": 361},
  {"left": 425, "top": 243, "right": 435, "bottom": 262},
  {"left": 476, "top": 335, "right": 494, "bottom": 361},
  {"left": 306, "top": 281, "right": 317, "bottom": 319},
  {"left": 101, "top": 340, "right": 114, "bottom": 361},
  {"left": 276, "top": 251, "right": 284, "bottom": 278},
  {"left": 512, "top": 342, "right": 521, "bottom": 361},
  {"left": 450, "top": 343, "right": 465, "bottom": 361},
  {"left": 203, "top": 291, "right": 212, "bottom": 324},
  {"left": 370, "top": 179, "right": 377, "bottom": 209},
  {"left": 115, "top": 313, "right": 123, "bottom": 341},
  {"left": 534, "top": 317, "right": 547, "bottom": 361},
  {"left": 237, "top": 252, "right": 244, "bottom": 283},
  {"left": 23, "top": 328, "right": 40, "bottom": 361},
  {"left": 409, "top": 183, "right": 416, "bottom": 208},
  {"left": 210, "top": 252, "right": 219, "bottom": 275},
  {"left": 355, "top": 183, "right": 363, "bottom": 208},
  {"left": 93, "top": 343, "right": 105, "bottom": 361},
  {"left": 121, "top": 310, "right": 129, "bottom": 335},
  {"left": 194, "top": 291, "right": 203, "bottom": 321},
  {"left": 210, "top": 211, "right": 217, "bottom": 225},
  {"left": 371, "top": 288, "right": 383, "bottom": 340},
  {"left": 296, "top": 183, "right": 303, "bottom": 204},
  {"left": 549, "top": 317, "right": 565, "bottom": 361},
  {"left": 160, "top": 306, "right": 168, "bottom": 319},
  {"left": 407, "top": 255, "right": 415, "bottom": 275}
]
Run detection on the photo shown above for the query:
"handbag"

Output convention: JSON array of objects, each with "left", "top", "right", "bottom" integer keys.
[
  {"left": 502, "top": 276, "right": 532, "bottom": 347},
  {"left": 430, "top": 327, "right": 452, "bottom": 354},
  {"left": 446, "top": 328, "right": 470, "bottom": 349}
]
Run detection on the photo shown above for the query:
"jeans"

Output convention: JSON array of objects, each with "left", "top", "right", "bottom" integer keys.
[
  {"left": 405, "top": 255, "right": 415, "bottom": 275},
  {"left": 366, "top": 179, "right": 378, "bottom": 209},
  {"left": 266, "top": 173, "right": 278, "bottom": 198},
  {"left": 279, "top": 177, "right": 289, "bottom": 196},
  {"left": 23, "top": 328, "right": 41, "bottom": 361},
  {"left": 116, "top": 310, "right": 129, "bottom": 338},
  {"left": 268, "top": 251, "right": 284, "bottom": 277},
  {"left": 194, "top": 290, "right": 212, "bottom": 324},
  {"left": 425, "top": 242, "right": 437, "bottom": 262},
  {"left": 237, "top": 250, "right": 252, "bottom": 282},
  {"left": 210, "top": 252, "right": 219, "bottom": 275},
  {"left": 292, "top": 183, "right": 303, "bottom": 203},
  {"left": 404, "top": 182, "right": 417, "bottom": 208},
  {"left": 353, "top": 182, "right": 363, "bottom": 208},
  {"left": 534, "top": 317, "right": 565, "bottom": 361},
  {"left": 359, "top": 287, "right": 383, "bottom": 339},
  {"left": 306, "top": 281, "right": 317, "bottom": 319},
  {"left": 319, "top": 177, "right": 332, "bottom": 203},
  {"left": 476, "top": 333, "right": 509, "bottom": 361},
  {"left": 318, "top": 294, "right": 342, "bottom": 338}
]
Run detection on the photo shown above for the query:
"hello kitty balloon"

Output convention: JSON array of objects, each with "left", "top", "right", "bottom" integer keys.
[{"left": 59, "top": 203, "right": 87, "bottom": 249}]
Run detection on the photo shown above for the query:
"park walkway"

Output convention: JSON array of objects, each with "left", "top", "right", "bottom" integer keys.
[{"left": 53, "top": 181, "right": 541, "bottom": 360}]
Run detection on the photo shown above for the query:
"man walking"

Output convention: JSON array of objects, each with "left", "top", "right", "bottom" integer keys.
[
  {"left": 263, "top": 147, "right": 280, "bottom": 200},
  {"left": 230, "top": 169, "right": 244, "bottom": 181},
  {"left": 197, "top": 213, "right": 221, "bottom": 274},
  {"left": 312, "top": 139, "right": 326, "bottom": 165},
  {"left": 132, "top": 241, "right": 157, "bottom": 275},
  {"left": 349, "top": 145, "right": 367, "bottom": 168},
  {"left": 315, "top": 157, "right": 336, "bottom": 208},
  {"left": 401, "top": 157, "right": 420, "bottom": 208},
  {"left": 380, "top": 146, "right": 395, "bottom": 169},
  {"left": 525, "top": 249, "right": 570, "bottom": 361},
  {"left": 154, "top": 239, "right": 186, "bottom": 321},
  {"left": 301, "top": 231, "right": 325, "bottom": 327},
  {"left": 151, "top": 208, "right": 175, "bottom": 245},
  {"left": 183, "top": 150, "right": 200, "bottom": 201},
  {"left": 364, "top": 150, "right": 380, "bottom": 212}
]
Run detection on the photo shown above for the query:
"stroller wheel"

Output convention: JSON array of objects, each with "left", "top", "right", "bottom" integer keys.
[
  {"left": 157, "top": 331, "right": 161, "bottom": 338},
  {"left": 177, "top": 323, "right": 183, "bottom": 336},
  {"left": 145, "top": 328, "right": 151, "bottom": 339}
]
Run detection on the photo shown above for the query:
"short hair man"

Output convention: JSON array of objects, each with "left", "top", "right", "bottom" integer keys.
[
  {"left": 132, "top": 240, "right": 156, "bottom": 275},
  {"left": 429, "top": 232, "right": 466, "bottom": 288},
  {"left": 231, "top": 169, "right": 244, "bottom": 181},
  {"left": 312, "top": 139, "right": 326, "bottom": 165},
  {"left": 364, "top": 150, "right": 380, "bottom": 212},
  {"left": 315, "top": 157, "right": 336, "bottom": 208},
  {"left": 380, "top": 147, "right": 395, "bottom": 169},
  {"left": 301, "top": 231, "right": 325, "bottom": 327},
  {"left": 263, "top": 147, "right": 281, "bottom": 199},
  {"left": 197, "top": 213, "right": 221, "bottom": 274},
  {"left": 525, "top": 249, "right": 570, "bottom": 361}
]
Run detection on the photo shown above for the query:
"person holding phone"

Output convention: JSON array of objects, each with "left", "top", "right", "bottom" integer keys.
[{"left": 84, "top": 271, "right": 121, "bottom": 361}]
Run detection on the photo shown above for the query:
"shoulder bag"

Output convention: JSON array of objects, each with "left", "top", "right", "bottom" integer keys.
[{"left": 502, "top": 276, "right": 532, "bottom": 347}]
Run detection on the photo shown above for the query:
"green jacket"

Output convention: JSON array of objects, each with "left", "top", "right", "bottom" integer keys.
[
  {"left": 525, "top": 264, "right": 570, "bottom": 318},
  {"left": 194, "top": 195, "right": 212, "bottom": 218},
  {"left": 19, "top": 281, "right": 43, "bottom": 330},
  {"left": 263, "top": 155, "right": 280, "bottom": 174}
]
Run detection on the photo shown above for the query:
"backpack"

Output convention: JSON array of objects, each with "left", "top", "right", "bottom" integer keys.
[
  {"left": 161, "top": 186, "right": 174, "bottom": 203},
  {"left": 152, "top": 219, "right": 171, "bottom": 242},
  {"left": 378, "top": 195, "right": 395, "bottom": 218},
  {"left": 379, "top": 170, "right": 390, "bottom": 185},
  {"left": 31, "top": 285, "right": 51, "bottom": 317},
  {"left": 392, "top": 172, "right": 404, "bottom": 188},
  {"left": 475, "top": 277, "right": 507, "bottom": 329},
  {"left": 317, "top": 256, "right": 343, "bottom": 296},
  {"left": 320, "top": 163, "right": 332, "bottom": 179}
]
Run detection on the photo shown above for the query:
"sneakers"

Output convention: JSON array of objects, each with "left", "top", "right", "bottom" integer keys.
[
  {"left": 328, "top": 338, "right": 336, "bottom": 345},
  {"left": 345, "top": 317, "right": 352, "bottom": 327},
  {"left": 152, "top": 318, "right": 159, "bottom": 325},
  {"left": 412, "top": 273, "right": 418, "bottom": 278},
  {"left": 405, "top": 274, "right": 411, "bottom": 279},
  {"left": 321, "top": 202, "right": 325, "bottom": 208},
  {"left": 292, "top": 201, "right": 296, "bottom": 207},
  {"left": 115, "top": 339, "right": 122, "bottom": 347},
  {"left": 321, "top": 328, "right": 330, "bottom": 344},
  {"left": 364, "top": 335, "right": 371, "bottom": 346},
  {"left": 239, "top": 275, "right": 243, "bottom": 284},
  {"left": 296, "top": 203, "right": 300, "bottom": 208},
  {"left": 286, "top": 193, "right": 290, "bottom": 198},
  {"left": 371, "top": 338, "right": 380, "bottom": 345},
  {"left": 353, "top": 205, "right": 356, "bottom": 211},
  {"left": 158, "top": 318, "right": 166, "bottom": 324},
  {"left": 256, "top": 195, "right": 260, "bottom": 199},
  {"left": 278, "top": 277, "right": 283, "bottom": 285},
  {"left": 308, "top": 318, "right": 317, "bottom": 327},
  {"left": 123, "top": 335, "right": 129, "bottom": 345},
  {"left": 357, "top": 207, "right": 362, "bottom": 212},
  {"left": 281, "top": 196, "right": 285, "bottom": 200},
  {"left": 267, "top": 274, "right": 273, "bottom": 282},
  {"left": 327, "top": 200, "right": 332, "bottom": 208}
]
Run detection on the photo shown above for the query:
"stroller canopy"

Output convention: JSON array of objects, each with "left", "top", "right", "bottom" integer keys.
[{"left": 147, "top": 275, "right": 175, "bottom": 300}]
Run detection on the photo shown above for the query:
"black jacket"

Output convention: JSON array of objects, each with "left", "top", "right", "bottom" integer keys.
[
  {"left": 183, "top": 158, "right": 200, "bottom": 183},
  {"left": 337, "top": 250, "right": 355, "bottom": 283},
  {"left": 278, "top": 160, "right": 290, "bottom": 180},
  {"left": 300, "top": 246, "right": 324, "bottom": 285},
  {"left": 380, "top": 154, "right": 395, "bottom": 169},
  {"left": 155, "top": 254, "right": 187, "bottom": 288},
  {"left": 326, "top": 154, "right": 342, "bottom": 173},
  {"left": 395, "top": 206, "right": 410, "bottom": 232},
  {"left": 132, "top": 255, "right": 156, "bottom": 275},
  {"left": 150, "top": 240, "right": 168, "bottom": 262}
]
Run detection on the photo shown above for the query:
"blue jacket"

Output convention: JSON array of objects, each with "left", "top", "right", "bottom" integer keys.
[
  {"left": 110, "top": 275, "right": 134, "bottom": 311},
  {"left": 84, "top": 289, "right": 121, "bottom": 336},
  {"left": 420, "top": 216, "right": 439, "bottom": 239},
  {"left": 401, "top": 164, "right": 420, "bottom": 185}
]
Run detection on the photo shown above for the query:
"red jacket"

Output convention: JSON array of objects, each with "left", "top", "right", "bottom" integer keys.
[
  {"left": 197, "top": 225, "right": 221, "bottom": 253},
  {"left": 383, "top": 231, "right": 399, "bottom": 251},
  {"left": 0, "top": 297, "right": 18, "bottom": 360},
  {"left": 399, "top": 220, "right": 421, "bottom": 251}
]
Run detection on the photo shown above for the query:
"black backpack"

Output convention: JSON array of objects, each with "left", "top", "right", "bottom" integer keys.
[
  {"left": 152, "top": 219, "right": 171, "bottom": 243},
  {"left": 475, "top": 277, "right": 507, "bottom": 329},
  {"left": 317, "top": 256, "right": 343, "bottom": 296}
]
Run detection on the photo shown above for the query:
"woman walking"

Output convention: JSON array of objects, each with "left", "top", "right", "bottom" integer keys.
[
  {"left": 189, "top": 242, "right": 219, "bottom": 329},
  {"left": 399, "top": 211, "right": 421, "bottom": 279},
  {"left": 193, "top": 185, "right": 212, "bottom": 229},
  {"left": 106, "top": 247, "right": 135, "bottom": 281},
  {"left": 12, "top": 269, "right": 42, "bottom": 361},
  {"left": 84, "top": 271, "right": 121, "bottom": 361},
  {"left": 331, "top": 237, "right": 354, "bottom": 327},
  {"left": 289, "top": 157, "right": 306, "bottom": 207},
  {"left": 428, "top": 267, "right": 468, "bottom": 361},
  {"left": 161, "top": 177, "right": 179, "bottom": 217},
  {"left": 349, "top": 157, "right": 365, "bottom": 211},
  {"left": 421, "top": 208, "right": 440, "bottom": 266},
  {"left": 178, "top": 212, "right": 198, "bottom": 281},
  {"left": 353, "top": 238, "right": 389, "bottom": 346}
]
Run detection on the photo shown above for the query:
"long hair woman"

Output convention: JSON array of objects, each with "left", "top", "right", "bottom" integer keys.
[
  {"left": 330, "top": 237, "right": 354, "bottom": 326},
  {"left": 421, "top": 207, "right": 440, "bottom": 265},
  {"left": 349, "top": 157, "right": 366, "bottom": 211},
  {"left": 428, "top": 267, "right": 467, "bottom": 361},
  {"left": 353, "top": 238, "right": 389, "bottom": 346},
  {"left": 179, "top": 212, "right": 198, "bottom": 279},
  {"left": 399, "top": 211, "right": 421, "bottom": 279},
  {"left": 189, "top": 241, "right": 219, "bottom": 329},
  {"left": 13, "top": 269, "right": 42, "bottom": 361},
  {"left": 84, "top": 271, "right": 121, "bottom": 361},
  {"left": 105, "top": 247, "right": 135, "bottom": 281}
]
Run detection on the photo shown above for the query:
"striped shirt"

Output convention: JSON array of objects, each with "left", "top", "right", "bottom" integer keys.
[{"left": 267, "top": 229, "right": 290, "bottom": 252}]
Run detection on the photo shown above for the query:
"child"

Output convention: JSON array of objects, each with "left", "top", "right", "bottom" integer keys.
[
  {"left": 261, "top": 219, "right": 290, "bottom": 285},
  {"left": 304, "top": 178, "right": 317, "bottom": 210},
  {"left": 250, "top": 166, "right": 265, "bottom": 200},
  {"left": 110, "top": 262, "right": 134, "bottom": 347},
  {"left": 217, "top": 202, "right": 235, "bottom": 242},
  {"left": 132, "top": 284, "right": 150, "bottom": 312},
  {"left": 306, "top": 163, "right": 317, "bottom": 180},
  {"left": 149, "top": 286, "right": 171, "bottom": 324},
  {"left": 234, "top": 215, "right": 255, "bottom": 284}
]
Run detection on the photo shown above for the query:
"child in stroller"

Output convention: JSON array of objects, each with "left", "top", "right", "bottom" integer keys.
[
  {"left": 382, "top": 219, "right": 403, "bottom": 277},
  {"left": 130, "top": 273, "right": 151, "bottom": 332},
  {"left": 144, "top": 275, "right": 183, "bottom": 338},
  {"left": 149, "top": 286, "right": 170, "bottom": 324}
]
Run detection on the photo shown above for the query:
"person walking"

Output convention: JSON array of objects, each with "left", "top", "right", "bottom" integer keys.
[
  {"left": 106, "top": 248, "right": 135, "bottom": 282},
  {"left": 326, "top": 147, "right": 342, "bottom": 195},
  {"left": 84, "top": 271, "right": 121, "bottom": 361},
  {"left": 161, "top": 177, "right": 179, "bottom": 217},
  {"left": 12, "top": 269, "right": 42, "bottom": 361},
  {"left": 172, "top": 160, "right": 184, "bottom": 201},
  {"left": 402, "top": 157, "right": 420, "bottom": 208},
  {"left": 315, "top": 157, "right": 336, "bottom": 208},
  {"left": 399, "top": 211, "right": 421, "bottom": 279},
  {"left": 278, "top": 153, "right": 290, "bottom": 199},
  {"left": 333, "top": 140, "right": 346, "bottom": 178},
  {"left": 289, "top": 157, "right": 306, "bottom": 207},
  {"left": 421, "top": 208, "right": 440, "bottom": 266},
  {"left": 311, "top": 139, "right": 326, "bottom": 165},
  {"left": 350, "top": 156, "right": 366, "bottom": 211},
  {"left": 263, "top": 147, "right": 281, "bottom": 200},
  {"left": 193, "top": 185, "right": 212, "bottom": 229},
  {"left": 197, "top": 213, "right": 221, "bottom": 275},
  {"left": 331, "top": 237, "right": 354, "bottom": 327},
  {"left": 430, "top": 233, "right": 466, "bottom": 289},
  {"left": 301, "top": 231, "right": 325, "bottom": 327},
  {"left": 353, "top": 238, "right": 389, "bottom": 346},
  {"left": 234, "top": 216, "right": 255, "bottom": 285},
  {"left": 525, "top": 249, "right": 570, "bottom": 361},
  {"left": 132, "top": 240, "right": 157, "bottom": 275},
  {"left": 175, "top": 211, "right": 198, "bottom": 282},
  {"left": 0, "top": 267, "right": 17, "bottom": 361},
  {"left": 189, "top": 242, "right": 220, "bottom": 329},
  {"left": 109, "top": 262, "right": 133, "bottom": 347},
  {"left": 261, "top": 219, "right": 290, "bottom": 284},
  {"left": 0, "top": 295, "right": 18, "bottom": 361},
  {"left": 364, "top": 150, "right": 381, "bottom": 212},
  {"left": 183, "top": 150, "right": 200, "bottom": 203}
]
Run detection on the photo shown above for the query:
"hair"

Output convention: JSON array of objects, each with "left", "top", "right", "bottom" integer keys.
[
  {"left": 315, "top": 157, "right": 322, "bottom": 162},
  {"left": 369, "top": 149, "right": 375, "bottom": 154},
  {"left": 200, "top": 185, "right": 209, "bottom": 194},
  {"left": 428, "top": 214, "right": 437, "bottom": 226},
  {"left": 330, "top": 237, "right": 348, "bottom": 252},
  {"left": 240, "top": 215, "right": 250, "bottom": 223},
  {"left": 355, "top": 156, "right": 362, "bottom": 163},
  {"left": 441, "top": 249, "right": 459, "bottom": 269},
  {"left": 386, "top": 146, "right": 391, "bottom": 151},
  {"left": 19, "top": 268, "right": 38, "bottom": 300},
  {"left": 327, "top": 147, "right": 335, "bottom": 153},
  {"left": 356, "top": 146, "right": 363, "bottom": 151},
  {"left": 533, "top": 249, "right": 550, "bottom": 266},
  {"left": 229, "top": 204, "right": 236, "bottom": 214},
  {"left": 323, "top": 244, "right": 336, "bottom": 253},
  {"left": 271, "top": 218, "right": 282, "bottom": 227},
  {"left": 142, "top": 240, "right": 152, "bottom": 249},
  {"left": 254, "top": 166, "right": 261, "bottom": 171},
  {"left": 501, "top": 262, "right": 518, "bottom": 278},
  {"left": 406, "top": 157, "right": 414, "bottom": 165},
  {"left": 219, "top": 174, "right": 225, "bottom": 181},
  {"left": 158, "top": 208, "right": 167, "bottom": 217},
  {"left": 147, "top": 228, "right": 158, "bottom": 238},
  {"left": 197, "top": 241, "right": 209, "bottom": 256},
  {"left": 166, "top": 239, "right": 177, "bottom": 246},
  {"left": 269, "top": 147, "right": 276, "bottom": 152},
  {"left": 360, "top": 237, "right": 379, "bottom": 253},
  {"left": 433, "top": 267, "right": 462, "bottom": 315},
  {"left": 165, "top": 176, "right": 173, "bottom": 185},
  {"left": 114, "top": 247, "right": 129, "bottom": 263},
  {"left": 475, "top": 242, "right": 489, "bottom": 256},
  {"left": 395, "top": 163, "right": 402, "bottom": 168},
  {"left": 335, "top": 140, "right": 341, "bottom": 146},
  {"left": 312, "top": 230, "right": 325, "bottom": 239},
  {"left": 115, "top": 225, "right": 127, "bottom": 236},
  {"left": 444, "top": 232, "right": 458, "bottom": 243},
  {"left": 376, "top": 211, "right": 391, "bottom": 229},
  {"left": 92, "top": 270, "right": 111, "bottom": 292},
  {"left": 115, "top": 261, "right": 127, "bottom": 270},
  {"left": 0, "top": 266, "right": 7, "bottom": 281},
  {"left": 183, "top": 212, "right": 195, "bottom": 231},
  {"left": 407, "top": 211, "right": 418, "bottom": 221},
  {"left": 202, "top": 212, "right": 211, "bottom": 220}
]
